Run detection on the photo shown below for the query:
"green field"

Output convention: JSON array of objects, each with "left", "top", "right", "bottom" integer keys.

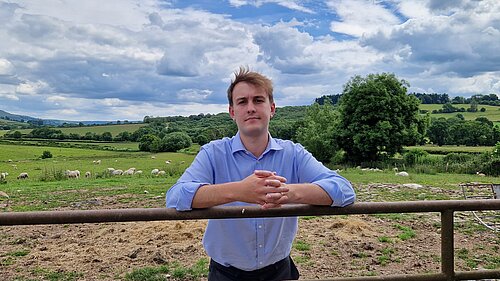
[
  {"left": 420, "top": 104, "right": 500, "bottom": 121},
  {"left": 0, "top": 143, "right": 195, "bottom": 204},
  {"left": 1, "top": 142, "right": 498, "bottom": 212},
  {"left": 405, "top": 145, "right": 494, "bottom": 154},
  {"left": 0, "top": 123, "right": 146, "bottom": 137}
]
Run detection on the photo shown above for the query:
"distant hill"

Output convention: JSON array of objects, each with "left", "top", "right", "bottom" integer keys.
[
  {"left": 0, "top": 109, "right": 39, "bottom": 122},
  {"left": 0, "top": 109, "right": 136, "bottom": 126}
]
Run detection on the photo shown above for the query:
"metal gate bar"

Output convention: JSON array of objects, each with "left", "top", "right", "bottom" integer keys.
[{"left": 1, "top": 200, "right": 500, "bottom": 281}]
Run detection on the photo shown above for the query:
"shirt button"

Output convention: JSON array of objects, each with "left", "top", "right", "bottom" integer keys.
[
  {"left": 259, "top": 262, "right": 263, "bottom": 265},
  {"left": 259, "top": 244, "right": 263, "bottom": 248},
  {"left": 258, "top": 225, "right": 262, "bottom": 229}
]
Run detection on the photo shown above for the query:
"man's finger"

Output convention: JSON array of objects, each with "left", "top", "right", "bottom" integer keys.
[
  {"left": 254, "top": 170, "right": 274, "bottom": 177},
  {"left": 261, "top": 202, "right": 282, "bottom": 209}
]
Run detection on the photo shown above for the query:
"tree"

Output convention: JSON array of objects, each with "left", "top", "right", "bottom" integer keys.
[
  {"left": 41, "top": 150, "right": 53, "bottom": 159},
  {"left": 11, "top": 131, "right": 22, "bottom": 139},
  {"left": 296, "top": 102, "right": 339, "bottom": 163},
  {"left": 162, "top": 132, "right": 192, "bottom": 152},
  {"left": 138, "top": 134, "right": 160, "bottom": 152},
  {"left": 101, "top": 132, "right": 113, "bottom": 141},
  {"left": 336, "top": 73, "right": 423, "bottom": 164},
  {"left": 427, "top": 118, "right": 449, "bottom": 146}
]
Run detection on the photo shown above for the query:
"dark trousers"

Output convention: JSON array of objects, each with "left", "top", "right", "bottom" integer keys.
[{"left": 208, "top": 256, "right": 299, "bottom": 281}]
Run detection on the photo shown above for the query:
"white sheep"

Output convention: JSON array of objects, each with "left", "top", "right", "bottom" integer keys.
[
  {"left": 0, "top": 172, "right": 8, "bottom": 179},
  {"left": 65, "top": 170, "right": 80, "bottom": 179},
  {"left": 85, "top": 171, "right": 91, "bottom": 178},
  {"left": 92, "top": 160, "right": 101, "bottom": 165},
  {"left": 151, "top": 156, "right": 156, "bottom": 159},
  {"left": 134, "top": 170, "right": 143, "bottom": 175},
  {"left": 17, "top": 172, "right": 29, "bottom": 179},
  {"left": 476, "top": 172, "right": 486, "bottom": 177},
  {"left": 112, "top": 169, "right": 123, "bottom": 175},
  {"left": 157, "top": 170, "right": 166, "bottom": 176},
  {"left": 151, "top": 168, "right": 159, "bottom": 175},
  {"left": 395, "top": 171, "right": 409, "bottom": 177},
  {"left": 123, "top": 168, "right": 136, "bottom": 175},
  {"left": 165, "top": 160, "right": 171, "bottom": 164}
]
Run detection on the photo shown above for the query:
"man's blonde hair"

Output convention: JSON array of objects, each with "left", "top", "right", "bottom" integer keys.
[{"left": 227, "top": 66, "right": 273, "bottom": 106}]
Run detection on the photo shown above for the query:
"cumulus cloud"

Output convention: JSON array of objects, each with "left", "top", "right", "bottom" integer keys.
[
  {"left": 228, "top": 0, "right": 314, "bottom": 13},
  {"left": 361, "top": 0, "right": 500, "bottom": 78},
  {"left": 327, "top": 0, "right": 401, "bottom": 37}
]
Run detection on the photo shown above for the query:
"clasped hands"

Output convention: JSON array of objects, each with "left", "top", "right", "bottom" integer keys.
[{"left": 242, "top": 170, "right": 289, "bottom": 209}]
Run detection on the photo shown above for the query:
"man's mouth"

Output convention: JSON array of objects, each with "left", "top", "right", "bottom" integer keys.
[{"left": 245, "top": 116, "right": 260, "bottom": 121}]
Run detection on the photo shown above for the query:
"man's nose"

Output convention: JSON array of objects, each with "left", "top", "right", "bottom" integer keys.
[{"left": 247, "top": 101, "right": 257, "bottom": 113}]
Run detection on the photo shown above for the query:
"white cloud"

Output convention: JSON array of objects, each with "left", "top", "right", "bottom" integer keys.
[
  {"left": 0, "top": 93, "right": 19, "bottom": 101},
  {"left": 228, "top": 0, "right": 314, "bottom": 13},
  {"left": 0, "top": 59, "right": 13, "bottom": 75},
  {"left": 327, "top": 0, "right": 401, "bottom": 37},
  {"left": 362, "top": 0, "right": 500, "bottom": 77},
  {"left": 15, "top": 80, "right": 49, "bottom": 95},
  {"left": 176, "top": 89, "right": 213, "bottom": 102}
]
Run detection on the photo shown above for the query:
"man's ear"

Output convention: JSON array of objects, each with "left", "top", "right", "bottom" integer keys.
[
  {"left": 229, "top": 105, "right": 235, "bottom": 120},
  {"left": 270, "top": 102, "right": 276, "bottom": 117}
]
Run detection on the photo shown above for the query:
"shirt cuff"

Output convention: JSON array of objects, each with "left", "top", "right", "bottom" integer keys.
[
  {"left": 166, "top": 182, "right": 208, "bottom": 211},
  {"left": 312, "top": 179, "right": 356, "bottom": 207}
]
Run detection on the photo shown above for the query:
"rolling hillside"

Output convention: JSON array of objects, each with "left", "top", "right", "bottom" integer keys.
[{"left": 420, "top": 104, "right": 500, "bottom": 121}]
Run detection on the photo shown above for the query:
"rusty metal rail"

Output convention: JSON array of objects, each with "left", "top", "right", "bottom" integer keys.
[{"left": 1, "top": 200, "right": 500, "bottom": 281}]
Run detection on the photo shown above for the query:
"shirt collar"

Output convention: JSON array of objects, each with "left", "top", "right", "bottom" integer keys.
[{"left": 231, "top": 131, "right": 283, "bottom": 155}]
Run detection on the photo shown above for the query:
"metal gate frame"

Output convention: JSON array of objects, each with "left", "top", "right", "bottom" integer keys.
[{"left": 1, "top": 200, "right": 500, "bottom": 281}]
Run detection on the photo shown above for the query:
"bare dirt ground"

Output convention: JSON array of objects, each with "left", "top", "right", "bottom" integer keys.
[{"left": 1, "top": 184, "right": 499, "bottom": 280}]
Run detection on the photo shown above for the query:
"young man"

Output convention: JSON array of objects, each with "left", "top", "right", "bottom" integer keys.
[{"left": 166, "top": 67, "right": 356, "bottom": 281}]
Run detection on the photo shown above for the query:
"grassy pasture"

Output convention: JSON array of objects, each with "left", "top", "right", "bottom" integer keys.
[
  {"left": 0, "top": 123, "right": 146, "bottom": 137},
  {"left": 1, "top": 142, "right": 498, "bottom": 212},
  {"left": 1, "top": 140, "right": 141, "bottom": 151},
  {"left": 420, "top": 104, "right": 500, "bottom": 121},
  {"left": 0, "top": 143, "right": 195, "bottom": 211},
  {"left": 405, "top": 145, "right": 494, "bottom": 154}
]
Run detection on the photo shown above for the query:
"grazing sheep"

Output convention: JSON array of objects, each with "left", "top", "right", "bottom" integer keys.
[
  {"left": 17, "top": 172, "right": 29, "bottom": 179},
  {"left": 107, "top": 168, "right": 115, "bottom": 173},
  {"left": 151, "top": 168, "right": 159, "bottom": 175},
  {"left": 395, "top": 171, "right": 409, "bottom": 177},
  {"left": 476, "top": 172, "right": 486, "bottom": 177},
  {"left": 92, "top": 160, "right": 101, "bottom": 164},
  {"left": 85, "top": 171, "right": 91, "bottom": 178},
  {"left": 112, "top": 169, "right": 123, "bottom": 176},
  {"left": 65, "top": 170, "right": 80, "bottom": 179},
  {"left": 157, "top": 170, "right": 166, "bottom": 176},
  {"left": 165, "top": 160, "right": 171, "bottom": 164},
  {"left": 151, "top": 156, "right": 156, "bottom": 159},
  {"left": 123, "top": 168, "right": 136, "bottom": 175},
  {"left": 134, "top": 170, "right": 143, "bottom": 175},
  {"left": 0, "top": 172, "right": 8, "bottom": 179}
]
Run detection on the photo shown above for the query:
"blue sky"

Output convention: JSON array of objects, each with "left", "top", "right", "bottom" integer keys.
[{"left": 0, "top": 0, "right": 498, "bottom": 121}]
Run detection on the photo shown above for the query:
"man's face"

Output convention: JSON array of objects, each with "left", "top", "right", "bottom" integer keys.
[{"left": 229, "top": 82, "right": 275, "bottom": 138}]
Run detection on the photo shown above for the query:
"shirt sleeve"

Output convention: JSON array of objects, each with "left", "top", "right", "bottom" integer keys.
[
  {"left": 166, "top": 147, "right": 213, "bottom": 211},
  {"left": 295, "top": 144, "right": 356, "bottom": 207}
]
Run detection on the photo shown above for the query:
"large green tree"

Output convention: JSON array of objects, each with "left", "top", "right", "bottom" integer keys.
[
  {"left": 336, "top": 73, "right": 423, "bottom": 164},
  {"left": 295, "top": 102, "right": 339, "bottom": 163}
]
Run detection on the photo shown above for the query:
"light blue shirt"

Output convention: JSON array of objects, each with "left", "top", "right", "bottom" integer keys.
[{"left": 166, "top": 132, "right": 355, "bottom": 271}]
